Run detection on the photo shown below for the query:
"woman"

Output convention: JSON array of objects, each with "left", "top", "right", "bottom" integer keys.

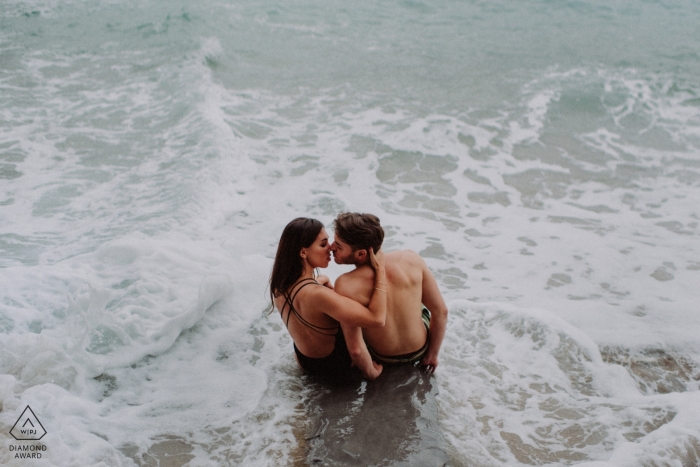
[{"left": 270, "top": 217, "right": 386, "bottom": 382}]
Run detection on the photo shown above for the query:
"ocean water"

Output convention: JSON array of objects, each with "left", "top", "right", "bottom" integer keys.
[{"left": 1, "top": 0, "right": 700, "bottom": 465}]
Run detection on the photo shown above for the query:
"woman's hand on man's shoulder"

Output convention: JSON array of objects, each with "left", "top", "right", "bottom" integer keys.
[{"left": 316, "top": 275, "right": 334, "bottom": 290}]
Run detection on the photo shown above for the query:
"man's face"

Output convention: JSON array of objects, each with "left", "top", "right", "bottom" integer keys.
[{"left": 330, "top": 235, "right": 357, "bottom": 265}]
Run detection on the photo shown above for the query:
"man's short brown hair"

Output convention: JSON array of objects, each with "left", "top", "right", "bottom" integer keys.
[{"left": 333, "top": 212, "right": 384, "bottom": 252}]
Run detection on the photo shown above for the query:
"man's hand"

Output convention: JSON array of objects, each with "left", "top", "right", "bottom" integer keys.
[
  {"left": 350, "top": 359, "right": 383, "bottom": 380},
  {"left": 419, "top": 352, "right": 438, "bottom": 376},
  {"left": 342, "top": 324, "right": 383, "bottom": 381},
  {"left": 420, "top": 259, "right": 448, "bottom": 377},
  {"left": 360, "top": 360, "right": 383, "bottom": 381}
]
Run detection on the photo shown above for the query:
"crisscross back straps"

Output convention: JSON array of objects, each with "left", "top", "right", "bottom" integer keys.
[{"left": 281, "top": 278, "right": 339, "bottom": 336}]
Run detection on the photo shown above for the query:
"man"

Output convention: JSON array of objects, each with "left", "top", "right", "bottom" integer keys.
[{"left": 330, "top": 212, "right": 448, "bottom": 377}]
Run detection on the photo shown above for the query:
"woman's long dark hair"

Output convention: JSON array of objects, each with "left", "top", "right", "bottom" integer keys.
[{"left": 269, "top": 217, "right": 324, "bottom": 310}]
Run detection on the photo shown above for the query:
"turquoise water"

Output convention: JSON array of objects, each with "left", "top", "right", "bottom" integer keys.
[{"left": 1, "top": 1, "right": 700, "bottom": 465}]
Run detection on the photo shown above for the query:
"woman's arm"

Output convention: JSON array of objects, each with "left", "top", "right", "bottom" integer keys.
[
  {"left": 366, "top": 247, "right": 387, "bottom": 325},
  {"left": 316, "top": 275, "right": 334, "bottom": 290},
  {"left": 307, "top": 248, "right": 387, "bottom": 328}
]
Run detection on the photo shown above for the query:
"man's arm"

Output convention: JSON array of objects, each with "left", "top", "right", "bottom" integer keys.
[
  {"left": 341, "top": 323, "right": 382, "bottom": 380},
  {"left": 419, "top": 261, "right": 448, "bottom": 375},
  {"left": 335, "top": 273, "right": 383, "bottom": 380}
]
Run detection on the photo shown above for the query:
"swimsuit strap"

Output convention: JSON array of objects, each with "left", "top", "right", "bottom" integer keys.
[
  {"left": 281, "top": 278, "right": 339, "bottom": 336},
  {"left": 284, "top": 278, "right": 316, "bottom": 328}
]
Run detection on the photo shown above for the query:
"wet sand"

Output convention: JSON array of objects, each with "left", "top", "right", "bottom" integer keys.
[
  {"left": 116, "top": 348, "right": 700, "bottom": 466},
  {"left": 299, "top": 364, "right": 460, "bottom": 467},
  {"left": 118, "top": 363, "right": 458, "bottom": 467}
]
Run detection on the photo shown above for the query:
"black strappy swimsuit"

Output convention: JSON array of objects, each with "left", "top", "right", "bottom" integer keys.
[{"left": 281, "top": 278, "right": 354, "bottom": 381}]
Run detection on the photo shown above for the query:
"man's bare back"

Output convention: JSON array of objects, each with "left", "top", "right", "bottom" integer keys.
[{"left": 334, "top": 249, "right": 448, "bottom": 373}]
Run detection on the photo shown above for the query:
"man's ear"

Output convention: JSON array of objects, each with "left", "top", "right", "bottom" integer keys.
[{"left": 354, "top": 248, "right": 368, "bottom": 263}]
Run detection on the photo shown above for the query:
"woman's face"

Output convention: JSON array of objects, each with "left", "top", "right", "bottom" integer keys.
[{"left": 301, "top": 227, "right": 332, "bottom": 269}]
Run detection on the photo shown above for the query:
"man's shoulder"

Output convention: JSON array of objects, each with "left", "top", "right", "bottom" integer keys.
[
  {"left": 386, "top": 249, "right": 425, "bottom": 266},
  {"left": 335, "top": 267, "right": 373, "bottom": 296},
  {"left": 335, "top": 266, "right": 372, "bottom": 285}
]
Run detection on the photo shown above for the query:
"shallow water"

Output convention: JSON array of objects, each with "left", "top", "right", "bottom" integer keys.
[{"left": 1, "top": 0, "right": 700, "bottom": 465}]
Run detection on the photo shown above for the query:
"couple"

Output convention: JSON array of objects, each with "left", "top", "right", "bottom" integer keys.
[{"left": 269, "top": 213, "right": 448, "bottom": 382}]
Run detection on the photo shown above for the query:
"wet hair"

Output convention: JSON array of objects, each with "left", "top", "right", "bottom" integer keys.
[
  {"left": 332, "top": 212, "right": 384, "bottom": 253},
  {"left": 269, "top": 217, "right": 324, "bottom": 309}
]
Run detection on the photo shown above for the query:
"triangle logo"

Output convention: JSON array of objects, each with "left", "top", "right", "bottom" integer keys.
[{"left": 10, "top": 406, "right": 47, "bottom": 441}]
